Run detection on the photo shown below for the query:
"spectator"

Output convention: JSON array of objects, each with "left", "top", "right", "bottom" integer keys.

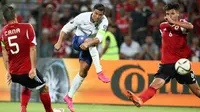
[
  {"left": 130, "top": 0, "right": 152, "bottom": 44},
  {"left": 49, "top": 11, "right": 62, "bottom": 44},
  {"left": 19, "top": 0, "right": 39, "bottom": 22},
  {"left": 100, "top": 24, "right": 119, "bottom": 60},
  {"left": 115, "top": 7, "right": 130, "bottom": 36},
  {"left": 141, "top": 35, "right": 159, "bottom": 60},
  {"left": 120, "top": 35, "right": 142, "bottom": 60},
  {"left": 192, "top": 17, "right": 200, "bottom": 37},
  {"left": 91, "top": 0, "right": 113, "bottom": 9},
  {"left": 190, "top": 37, "right": 200, "bottom": 62},
  {"left": 59, "top": 6, "right": 72, "bottom": 26},
  {"left": 40, "top": 28, "right": 54, "bottom": 57},
  {"left": 70, "top": 1, "right": 81, "bottom": 18},
  {"left": 148, "top": 1, "right": 165, "bottom": 47},
  {"left": 41, "top": 4, "right": 54, "bottom": 28}
]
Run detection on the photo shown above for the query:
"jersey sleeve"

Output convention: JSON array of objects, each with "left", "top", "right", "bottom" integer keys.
[
  {"left": 0, "top": 31, "right": 5, "bottom": 47},
  {"left": 96, "top": 16, "right": 108, "bottom": 42},
  {"left": 27, "top": 24, "right": 37, "bottom": 46},
  {"left": 180, "top": 19, "right": 189, "bottom": 34},
  {"left": 61, "top": 14, "right": 81, "bottom": 33},
  {"left": 159, "top": 22, "right": 165, "bottom": 34}
]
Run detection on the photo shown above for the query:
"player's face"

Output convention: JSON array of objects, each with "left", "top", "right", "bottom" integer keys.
[
  {"left": 92, "top": 9, "right": 104, "bottom": 22},
  {"left": 166, "top": 9, "right": 179, "bottom": 21}
]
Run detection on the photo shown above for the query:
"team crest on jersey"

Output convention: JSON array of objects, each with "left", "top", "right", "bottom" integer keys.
[
  {"left": 174, "top": 26, "right": 179, "bottom": 30},
  {"left": 70, "top": 20, "right": 74, "bottom": 24}
]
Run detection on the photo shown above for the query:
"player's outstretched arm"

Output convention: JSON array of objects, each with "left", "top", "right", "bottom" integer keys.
[
  {"left": 55, "top": 15, "right": 79, "bottom": 50},
  {"left": 165, "top": 15, "right": 193, "bottom": 30},
  {"left": 173, "top": 21, "right": 193, "bottom": 30},
  {"left": 54, "top": 31, "right": 67, "bottom": 50}
]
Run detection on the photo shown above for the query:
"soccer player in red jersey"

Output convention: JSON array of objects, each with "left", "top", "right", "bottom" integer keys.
[
  {"left": 125, "top": 3, "right": 200, "bottom": 107},
  {"left": 1, "top": 6, "right": 53, "bottom": 112}
]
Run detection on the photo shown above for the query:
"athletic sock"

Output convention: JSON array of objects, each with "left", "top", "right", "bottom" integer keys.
[
  {"left": 21, "top": 88, "right": 31, "bottom": 108},
  {"left": 68, "top": 73, "right": 84, "bottom": 98},
  {"left": 40, "top": 92, "right": 53, "bottom": 112},
  {"left": 139, "top": 87, "right": 157, "bottom": 103},
  {"left": 89, "top": 46, "right": 102, "bottom": 73}
]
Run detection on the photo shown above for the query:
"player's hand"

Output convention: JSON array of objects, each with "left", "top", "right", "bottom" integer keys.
[
  {"left": 6, "top": 71, "right": 12, "bottom": 85},
  {"left": 29, "top": 68, "right": 36, "bottom": 79},
  {"left": 164, "top": 15, "right": 175, "bottom": 24},
  {"left": 54, "top": 42, "right": 62, "bottom": 50},
  {"left": 80, "top": 42, "right": 89, "bottom": 50}
]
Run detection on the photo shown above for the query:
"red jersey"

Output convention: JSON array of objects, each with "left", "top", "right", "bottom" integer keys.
[
  {"left": 116, "top": 16, "right": 130, "bottom": 35},
  {"left": 160, "top": 19, "right": 192, "bottom": 64},
  {"left": 1, "top": 23, "right": 36, "bottom": 74}
]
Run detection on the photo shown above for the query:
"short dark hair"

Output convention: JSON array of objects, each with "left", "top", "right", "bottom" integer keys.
[
  {"left": 93, "top": 4, "right": 105, "bottom": 12},
  {"left": 163, "top": 3, "right": 180, "bottom": 11},
  {"left": 3, "top": 6, "right": 16, "bottom": 21}
]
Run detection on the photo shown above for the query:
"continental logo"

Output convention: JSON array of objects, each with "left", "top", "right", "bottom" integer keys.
[{"left": 111, "top": 64, "right": 200, "bottom": 101}]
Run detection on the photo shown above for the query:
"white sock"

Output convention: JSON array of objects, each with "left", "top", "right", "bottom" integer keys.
[
  {"left": 89, "top": 46, "right": 102, "bottom": 73},
  {"left": 68, "top": 73, "right": 84, "bottom": 98}
]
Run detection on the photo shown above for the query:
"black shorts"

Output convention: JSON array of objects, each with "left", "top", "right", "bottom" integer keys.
[
  {"left": 11, "top": 69, "right": 45, "bottom": 89},
  {"left": 154, "top": 64, "right": 196, "bottom": 84}
]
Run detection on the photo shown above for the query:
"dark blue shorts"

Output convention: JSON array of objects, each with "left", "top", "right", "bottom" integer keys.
[{"left": 72, "top": 35, "right": 92, "bottom": 66}]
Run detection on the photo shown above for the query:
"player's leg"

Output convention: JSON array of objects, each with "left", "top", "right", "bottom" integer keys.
[
  {"left": 39, "top": 85, "right": 53, "bottom": 112},
  {"left": 10, "top": 74, "right": 32, "bottom": 112},
  {"left": 26, "top": 70, "right": 53, "bottom": 112},
  {"left": 84, "top": 39, "right": 110, "bottom": 83},
  {"left": 188, "top": 82, "right": 200, "bottom": 98},
  {"left": 21, "top": 88, "right": 31, "bottom": 112},
  {"left": 175, "top": 71, "right": 200, "bottom": 98},
  {"left": 126, "top": 78, "right": 164, "bottom": 107},
  {"left": 126, "top": 64, "right": 172, "bottom": 107},
  {"left": 11, "top": 72, "right": 52, "bottom": 112},
  {"left": 67, "top": 60, "right": 90, "bottom": 98},
  {"left": 72, "top": 35, "right": 110, "bottom": 83},
  {"left": 64, "top": 50, "right": 91, "bottom": 112}
]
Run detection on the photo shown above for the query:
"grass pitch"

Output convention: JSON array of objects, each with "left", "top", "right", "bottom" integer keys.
[{"left": 0, "top": 102, "right": 200, "bottom": 112}]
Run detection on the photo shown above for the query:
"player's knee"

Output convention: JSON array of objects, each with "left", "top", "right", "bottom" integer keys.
[
  {"left": 79, "top": 71, "right": 88, "bottom": 78},
  {"left": 84, "top": 38, "right": 92, "bottom": 42},
  {"left": 193, "top": 91, "right": 200, "bottom": 98},
  {"left": 40, "top": 85, "right": 49, "bottom": 93},
  {"left": 22, "top": 88, "right": 31, "bottom": 95},
  {"left": 197, "top": 94, "right": 200, "bottom": 98},
  {"left": 150, "top": 78, "right": 165, "bottom": 89}
]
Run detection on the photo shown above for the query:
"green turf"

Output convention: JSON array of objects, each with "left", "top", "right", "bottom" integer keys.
[{"left": 0, "top": 102, "right": 200, "bottom": 112}]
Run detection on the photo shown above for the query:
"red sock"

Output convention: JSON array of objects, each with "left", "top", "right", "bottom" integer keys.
[
  {"left": 139, "top": 86, "right": 157, "bottom": 103},
  {"left": 21, "top": 88, "right": 31, "bottom": 107},
  {"left": 40, "top": 92, "right": 53, "bottom": 112}
]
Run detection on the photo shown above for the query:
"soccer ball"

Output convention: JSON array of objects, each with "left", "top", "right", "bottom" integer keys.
[{"left": 175, "top": 58, "right": 191, "bottom": 75}]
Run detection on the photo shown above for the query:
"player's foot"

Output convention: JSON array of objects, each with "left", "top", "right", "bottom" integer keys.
[
  {"left": 125, "top": 90, "right": 143, "bottom": 107},
  {"left": 63, "top": 95, "right": 75, "bottom": 112},
  {"left": 98, "top": 71, "right": 111, "bottom": 83},
  {"left": 21, "top": 106, "right": 27, "bottom": 112}
]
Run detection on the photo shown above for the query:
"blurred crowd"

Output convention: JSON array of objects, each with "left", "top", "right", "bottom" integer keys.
[{"left": 0, "top": 0, "right": 200, "bottom": 61}]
